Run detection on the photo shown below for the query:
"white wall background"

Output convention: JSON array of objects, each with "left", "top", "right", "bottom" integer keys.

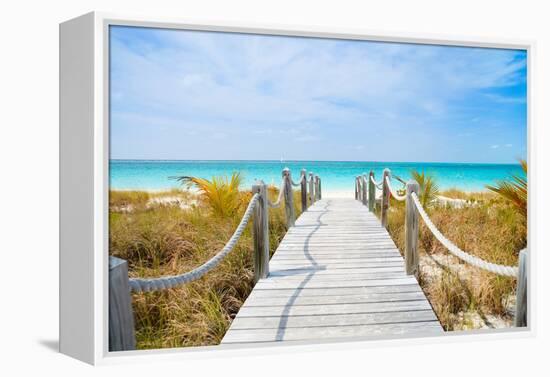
[{"left": 1, "top": 0, "right": 548, "bottom": 375}]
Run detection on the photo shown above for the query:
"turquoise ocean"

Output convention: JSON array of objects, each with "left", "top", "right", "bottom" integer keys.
[{"left": 110, "top": 160, "right": 524, "bottom": 192}]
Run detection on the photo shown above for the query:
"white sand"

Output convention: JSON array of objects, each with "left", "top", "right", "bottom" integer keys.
[
  {"left": 148, "top": 196, "right": 198, "bottom": 210},
  {"left": 321, "top": 190, "right": 355, "bottom": 198}
]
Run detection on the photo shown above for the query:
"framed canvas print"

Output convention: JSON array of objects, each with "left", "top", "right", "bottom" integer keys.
[{"left": 59, "top": 12, "right": 533, "bottom": 365}]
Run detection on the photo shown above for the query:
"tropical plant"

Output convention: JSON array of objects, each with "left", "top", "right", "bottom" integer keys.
[
  {"left": 411, "top": 170, "right": 440, "bottom": 208},
  {"left": 486, "top": 159, "right": 527, "bottom": 218},
  {"left": 173, "top": 172, "right": 243, "bottom": 217}
]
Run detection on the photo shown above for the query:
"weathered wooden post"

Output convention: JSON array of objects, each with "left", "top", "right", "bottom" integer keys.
[
  {"left": 515, "top": 249, "right": 528, "bottom": 327},
  {"left": 361, "top": 174, "right": 368, "bottom": 206},
  {"left": 282, "top": 168, "right": 295, "bottom": 227},
  {"left": 317, "top": 177, "right": 323, "bottom": 200},
  {"left": 300, "top": 169, "right": 307, "bottom": 211},
  {"left": 315, "top": 175, "right": 320, "bottom": 200},
  {"left": 355, "top": 177, "right": 359, "bottom": 200},
  {"left": 252, "top": 181, "right": 269, "bottom": 282},
  {"left": 109, "top": 256, "right": 136, "bottom": 351},
  {"left": 360, "top": 175, "right": 365, "bottom": 201},
  {"left": 368, "top": 171, "right": 375, "bottom": 212},
  {"left": 309, "top": 173, "right": 315, "bottom": 205},
  {"left": 381, "top": 169, "right": 390, "bottom": 227},
  {"left": 360, "top": 176, "right": 364, "bottom": 202},
  {"left": 405, "top": 181, "right": 420, "bottom": 276}
]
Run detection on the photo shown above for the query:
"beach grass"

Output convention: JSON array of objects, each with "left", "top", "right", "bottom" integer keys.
[
  {"left": 110, "top": 172, "right": 527, "bottom": 346},
  {"left": 385, "top": 191, "right": 526, "bottom": 330},
  {"left": 109, "top": 186, "right": 302, "bottom": 349},
  {"left": 439, "top": 188, "right": 498, "bottom": 206}
]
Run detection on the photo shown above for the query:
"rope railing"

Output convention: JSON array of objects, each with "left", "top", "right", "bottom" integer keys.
[
  {"left": 385, "top": 175, "right": 407, "bottom": 201},
  {"left": 410, "top": 192, "right": 518, "bottom": 277},
  {"left": 393, "top": 174, "right": 407, "bottom": 185},
  {"left": 128, "top": 193, "right": 260, "bottom": 292},
  {"left": 127, "top": 168, "right": 322, "bottom": 293},
  {"left": 290, "top": 176, "right": 302, "bottom": 187},
  {"left": 268, "top": 178, "right": 286, "bottom": 208},
  {"left": 370, "top": 175, "right": 383, "bottom": 189},
  {"left": 354, "top": 168, "right": 528, "bottom": 328},
  {"left": 109, "top": 167, "right": 322, "bottom": 350}
]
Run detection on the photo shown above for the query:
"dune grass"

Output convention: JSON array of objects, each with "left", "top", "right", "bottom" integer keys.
[
  {"left": 109, "top": 190, "right": 150, "bottom": 209},
  {"left": 385, "top": 191, "right": 526, "bottom": 330},
  {"left": 109, "top": 184, "right": 302, "bottom": 349},
  {"left": 173, "top": 172, "right": 243, "bottom": 217}
]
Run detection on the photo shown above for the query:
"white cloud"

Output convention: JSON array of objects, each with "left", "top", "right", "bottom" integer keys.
[
  {"left": 111, "top": 29, "right": 526, "bottom": 127},
  {"left": 109, "top": 27, "right": 527, "bottom": 161},
  {"left": 490, "top": 144, "right": 499, "bottom": 149}
]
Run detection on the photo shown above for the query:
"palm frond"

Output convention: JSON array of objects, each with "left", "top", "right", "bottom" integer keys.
[
  {"left": 486, "top": 159, "right": 527, "bottom": 217},
  {"left": 172, "top": 172, "right": 243, "bottom": 217},
  {"left": 411, "top": 170, "right": 440, "bottom": 208}
]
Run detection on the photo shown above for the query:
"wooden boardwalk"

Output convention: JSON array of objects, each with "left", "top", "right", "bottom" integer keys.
[{"left": 222, "top": 198, "right": 442, "bottom": 344}]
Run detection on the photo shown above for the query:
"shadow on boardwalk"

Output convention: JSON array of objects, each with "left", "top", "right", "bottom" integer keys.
[{"left": 275, "top": 200, "right": 331, "bottom": 341}]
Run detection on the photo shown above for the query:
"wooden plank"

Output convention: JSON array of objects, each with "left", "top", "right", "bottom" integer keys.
[
  {"left": 269, "top": 261, "right": 405, "bottom": 267},
  {"left": 274, "top": 245, "right": 399, "bottom": 251},
  {"left": 264, "top": 273, "right": 409, "bottom": 282},
  {"left": 271, "top": 257, "right": 405, "bottom": 264},
  {"left": 236, "top": 299, "right": 433, "bottom": 317},
  {"left": 276, "top": 241, "right": 397, "bottom": 246},
  {"left": 273, "top": 249, "right": 402, "bottom": 255},
  {"left": 268, "top": 266, "right": 407, "bottom": 276},
  {"left": 246, "top": 285, "right": 424, "bottom": 298},
  {"left": 272, "top": 256, "right": 403, "bottom": 262},
  {"left": 222, "top": 198, "right": 442, "bottom": 344},
  {"left": 253, "top": 277, "right": 418, "bottom": 290},
  {"left": 228, "top": 310, "right": 438, "bottom": 330},
  {"left": 272, "top": 251, "right": 400, "bottom": 257},
  {"left": 222, "top": 321, "right": 443, "bottom": 343},
  {"left": 243, "top": 291, "right": 428, "bottom": 306},
  {"left": 268, "top": 261, "right": 406, "bottom": 269}
]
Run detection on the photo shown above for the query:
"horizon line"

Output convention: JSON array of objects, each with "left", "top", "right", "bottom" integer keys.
[{"left": 109, "top": 158, "right": 522, "bottom": 165}]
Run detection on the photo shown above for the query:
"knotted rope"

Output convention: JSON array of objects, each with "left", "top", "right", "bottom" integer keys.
[{"left": 385, "top": 176, "right": 407, "bottom": 201}]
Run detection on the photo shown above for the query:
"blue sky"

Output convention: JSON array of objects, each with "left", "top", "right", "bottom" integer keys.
[{"left": 110, "top": 26, "right": 527, "bottom": 163}]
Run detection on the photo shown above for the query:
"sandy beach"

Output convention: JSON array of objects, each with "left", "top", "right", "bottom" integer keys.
[{"left": 321, "top": 190, "right": 355, "bottom": 198}]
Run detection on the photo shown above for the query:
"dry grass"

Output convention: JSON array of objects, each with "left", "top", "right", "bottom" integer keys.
[
  {"left": 386, "top": 193, "right": 526, "bottom": 330},
  {"left": 109, "top": 187, "right": 302, "bottom": 349},
  {"left": 440, "top": 188, "right": 497, "bottom": 204},
  {"left": 109, "top": 190, "right": 150, "bottom": 209}
]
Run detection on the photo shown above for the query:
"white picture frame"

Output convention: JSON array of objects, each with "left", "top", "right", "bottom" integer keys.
[{"left": 59, "top": 11, "right": 535, "bottom": 365}]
